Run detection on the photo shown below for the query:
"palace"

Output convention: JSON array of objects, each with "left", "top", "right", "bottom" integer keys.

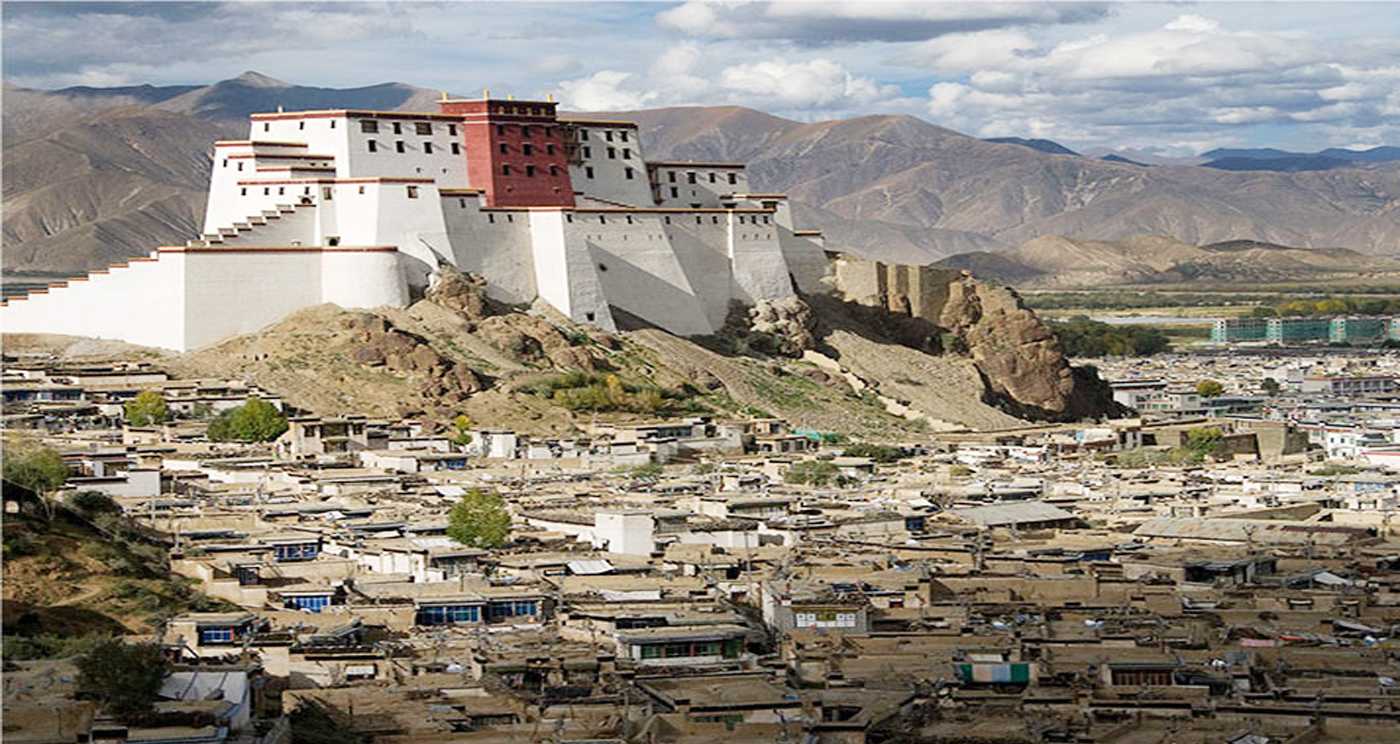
[{"left": 1, "top": 94, "right": 828, "bottom": 351}]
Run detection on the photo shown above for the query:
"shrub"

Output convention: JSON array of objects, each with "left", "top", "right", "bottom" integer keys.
[
  {"left": 842, "top": 443, "right": 907, "bottom": 464},
  {"left": 70, "top": 491, "right": 121, "bottom": 516},
  {"left": 3, "top": 441, "right": 69, "bottom": 495},
  {"left": 785, "top": 460, "right": 846, "bottom": 487},
  {"left": 1195, "top": 380, "right": 1225, "bottom": 398}
]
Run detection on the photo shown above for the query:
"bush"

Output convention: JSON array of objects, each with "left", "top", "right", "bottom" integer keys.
[
  {"left": 70, "top": 491, "right": 120, "bottom": 516},
  {"left": 527, "top": 372, "right": 693, "bottom": 415},
  {"left": 76, "top": 640, "right": 170, "bottom": 721},
  {"left": 785, "top": 460, "right": 847, "bottom": 487},
  {"left": 207, "top": 398, "right": 288, "bottom": 442},
  {"left": 1195, "top": 380, "right": 1225, "bottom": 398},
  {"left": 842, "top": 443, "right": 907, "bottom": 464},
  {"left": 948, "top": 464, "right": 973, "bottom": 477},
  {"left": 446, "top": 489, "right": 511, "bottom": 549},
  {"left": 627, "top": 462, "right": 663, "bottom": 481},
  {"left": 123, "top": 391, "right": 169, "bottom": 427}
]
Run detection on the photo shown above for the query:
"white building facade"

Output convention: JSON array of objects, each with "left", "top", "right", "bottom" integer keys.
[{"left": 2, "top": 98, "right": 827, "bottom": 351}]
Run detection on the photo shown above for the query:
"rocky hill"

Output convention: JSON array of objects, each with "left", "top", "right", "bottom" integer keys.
[
  {"left": 934, "top": 235, "right": 1400, "bottom": 288},
  {"left": 11, "top": 265, "right": 1122, "bottom": 432},
  {"left": 5, "top": 73, "right": 1400, "bottom": 275}
]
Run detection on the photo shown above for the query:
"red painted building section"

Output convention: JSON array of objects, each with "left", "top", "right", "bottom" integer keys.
[{"left": 439, "top": 98, "right": 575, "bottom": 208}]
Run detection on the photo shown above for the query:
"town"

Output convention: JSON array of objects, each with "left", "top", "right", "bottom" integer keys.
[{"left": 10, "top": 343, "right": 1400, "bottom": 744}]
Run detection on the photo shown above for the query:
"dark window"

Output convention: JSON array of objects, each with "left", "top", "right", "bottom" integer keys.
[
  {"left": 728, "top": 173, "right": 738, "bottom": 185},
  {"left": 607, "top": 147, "right": 616, "bottom": 159},
  {"left": 392, "top": 122, "right": 402, "bottom": 134},
  {"left": 687, "top": 172, "right": 697, "bottom": 184},
  {"left": 451, "top": 142, "right": 461, "bottom": 155},
  {"left": 669, "top": 187, "right": 678, "bottom": 198},
  {"left": 598, "top": 263, "right": 608, "bottom": 272},
  {"left": 583, "top": 146, "right": 592, "bottom": 158},
  {"left": 668, "top": 171, "right": 676, "bottom": 183},
  {"left": 605, "top": 131, "right": 614, "bottom": 142},
  {"left": 625, "top": 167, "right": 634, "bottom": 179},
  {"left": 549, "top": 165, "right": 559, "bottom": 176},
  {"left": 522, "top": 143, "right": 534, "bottom": 156},
  {"left": 237, "top": 162, "right": 244, "bottom": 171},
  {"left": 622, "top": 148, "right": 631, "bottom": 159},
  {"left": 496, "top": 124, "right": 506, "bottom": 135},
  {"left": 546, "top": 144, "right": 555, "bottom": 155},
  {"left": 368, "top": 141, "right": 378, "bottom": 153},
  {"left": 566, "top": 213, "right": 573, "bottom": 223},
  {"left": 298, "top": 121, "right": 305, "bottom": 130},
  {"left": 585, "top": 166, "right": 595, "bottom": 179},
  {"left": 580, "top": 129, "right": 589, "bottom": 140},
  {"left": 489, "top": 214, "right": 495, "bottom": 223},
  {"left": 502, "top": 164, "right": 511, "bottom": 176},
  {"left": 415, "top": 122, "right": 432, "bottom": 135},
  {"left": 424, "top": 142, "right": 434, "bottom": 154},
  {"left": 330, "top": 119, "right": 336, "bottom": 128},
  {"left": 499, "top": 143, "right": 509, "bottom": 154},
  {"left": 664, "top": 215, "right": 671, "bottom": 224},
  {"left": 240, "top": 187, "right": 247, "bottom": 196},
  {"left": 407, "top": 185, "right": 419, "bottom": 199},
  {"left": 620, "top": 130, "right": 629, "bottom": 142},
  {"left": 448, "top": 123, "right": 457, "bottom": 136},
  {"left": 709, "top": 173, "right": 717, "bottom": 183},
  {"left": 263, "top": 122, "right": 269, "bottom": 132},
  {"left": 396, "top": 141, "right": 406, "bottom": 153},
  {"left": 525, "top": 165, "right": 536, "bottom": 177},
  {"left": 522, "top": 125, "right": 532, "bottom": 138}
]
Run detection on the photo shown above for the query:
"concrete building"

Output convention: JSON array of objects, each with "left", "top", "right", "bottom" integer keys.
[{"left": 1, "top": 96, "right": 828, "bottom": 351}]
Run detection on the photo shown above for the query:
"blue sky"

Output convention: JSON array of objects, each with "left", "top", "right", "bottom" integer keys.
[{"left": 4, "top": 1, "right": 1398, "bottom": 156}]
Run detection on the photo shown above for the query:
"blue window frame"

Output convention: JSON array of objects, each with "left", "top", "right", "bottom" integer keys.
[
  {"left": 201, "top": 627, "right": 235, "bottom": 644},
  {"left": 274, "top": 543, "right": 320, "bottom": 561},
  {"left": 487, "top": 600, "right": 539, "bottom": 621},
  {"left": 416, "top": 604, "right": 482, "bottom": 626},
  {"left": 286, "top": 595, "right": 331, "bottom": 612}
]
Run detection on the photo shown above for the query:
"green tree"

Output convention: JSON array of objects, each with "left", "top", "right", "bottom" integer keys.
[
  {"left": 627, "top": 462, "right": 663, "bottom": 481},
  {"left": 3, "top": 440, "right": 69, "bottom": 520},
  {"left": 785, "top": 460, "right": 844, "bottom": 487},
  {"left": 1183, "top": 427, "right": 1226, "bottom": 461},
  {"left": 1195, "top": 380, "right": 1225, "bottom": 398},
  {"left": 842, "top": 443, "right": 907, "bottom": 464},
  {"left": 446, "top": 489, "right": 511, "bottom": 549},
  {"left": 207, "top": 398, "right": 288, "bottom": 442},
  {"left": 76, "top": 640, "right": 169, "bottom": 721},
  {"left": 448, "top": 414, "right": 474, "bottom": 448},
  {"left": 123, "top": 391, "right": 169, "bottom": 427},
  {"left": 1261, "top": 378, "right": 1281, "bottom": 396}
]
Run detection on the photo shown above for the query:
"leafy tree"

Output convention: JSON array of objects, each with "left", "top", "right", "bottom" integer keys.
[
  {"left": 207, "top": 398, "right": 288, "bottom": 442},
  {"left": 1261, "top": 378, "right": 1281, "bottom": 396},
  {"left": 785, "top": 460, "right": 845, "bottom": 487},
  {"left": 448, "top": 414, "right": 474, "bottom": 447},
  {"left": 1183, "top": 427, "right": 1226, "bottom": 462},
  {"left": 123, "top": 391, "right": 169, "bottom": 427},
  {"left": 842, "top": 443, "right": 908, "bottom": 464},
  {"left": 1195, "top": 380, "right": 1225, "bottom": 398},
  {"left": 4, "top": 440, "right": 69, "bottom": 520},
  {"left": 1050, "top": 317, "right": 1172, "bottom": 358},
  {"left": 75, "top": 640, "right": 169, "bottom": 721},
  {"left": 3, "top": 441, "right": 69, "bottom": 495},
  {"left": 446, "top": 489, "right": 511, "bottom": 549}
]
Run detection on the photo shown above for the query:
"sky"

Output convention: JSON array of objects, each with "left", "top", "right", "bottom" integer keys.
[{"left": 4, "top": 1, "right": 1399, "bottom": 156}]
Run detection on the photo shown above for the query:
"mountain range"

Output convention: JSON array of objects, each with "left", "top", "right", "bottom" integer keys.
[
  {"left": 5, "top": 71, "right": 1400, "bottom": 276},
  {"left": 933, "top": 235, "right": 1400, "bottom": 288}
]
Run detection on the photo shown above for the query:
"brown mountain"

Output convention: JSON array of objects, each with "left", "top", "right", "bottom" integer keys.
[
  {"left": 934, "top": 235, "right": 1400, "bottom": 288},
  {"left": 5, "top": 75, "right": 1400, "bottom": 275}
]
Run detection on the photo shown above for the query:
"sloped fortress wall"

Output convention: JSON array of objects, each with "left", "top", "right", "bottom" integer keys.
[{"left": 1, "top": 96, "right": 829, "bottom": 351}]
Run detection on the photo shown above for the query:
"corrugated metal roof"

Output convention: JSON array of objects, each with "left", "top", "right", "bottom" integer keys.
[{"left": 1133, "top": 517, "right": 1369, "bottom": 545}]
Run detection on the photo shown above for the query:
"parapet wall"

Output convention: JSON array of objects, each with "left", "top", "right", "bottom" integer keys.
[{"left": 829, "top": 254, "right": 963, "bottom": 323}]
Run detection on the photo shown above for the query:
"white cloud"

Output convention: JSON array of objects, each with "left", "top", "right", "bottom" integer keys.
[
  {"left": 556, "top": 71, "right": 659, "bottom": 111},
  {"left": 719, "top": 58, "right": 897, "bottom": 108}
]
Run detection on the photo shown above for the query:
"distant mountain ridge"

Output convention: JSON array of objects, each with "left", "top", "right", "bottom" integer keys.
[
  {"left": 934, "top": 235, "right": 1400, "bottom": 288},
  {"left": 5, "top": 72, "right": 1400, "bottom": 274},
  {"left": 982, "top": 137, "right": 1080, "bottom": 156},
  {"left": 1199, "top": 145, "right": 1400, "bottom": 172}
]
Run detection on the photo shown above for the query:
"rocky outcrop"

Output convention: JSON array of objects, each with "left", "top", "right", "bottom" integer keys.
[
  {"left": 747, "top": 297, "right": 816, "bottom": 357},
  {"left": 475, "top": 314, "right": 599, "bottom": 371},
  {"left": 425, "top": 266, "right": 495, "bottom": 321},
  {"left": 827, "top": 254, "right": 1128, "bottom": 422},
  {"left": 342, "top": 313, "right": 484, "bottom": 407}
]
